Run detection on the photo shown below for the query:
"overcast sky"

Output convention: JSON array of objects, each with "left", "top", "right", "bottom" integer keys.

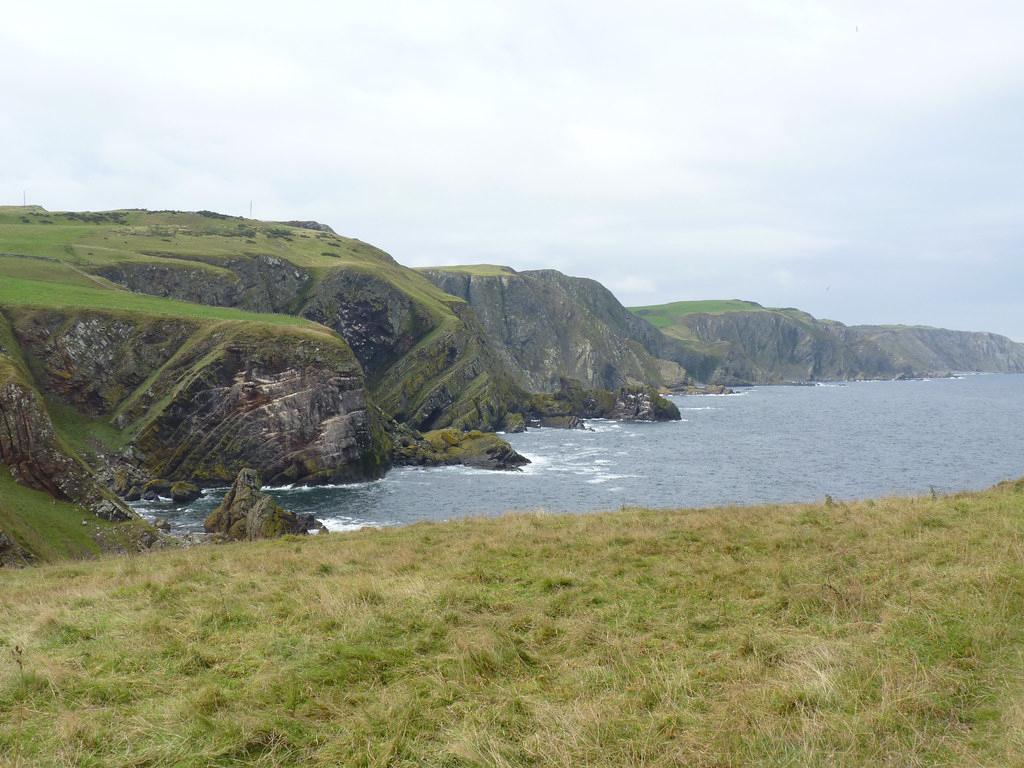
[{"left": 3, "top": 1, "right": 1022, "bottom": 338}]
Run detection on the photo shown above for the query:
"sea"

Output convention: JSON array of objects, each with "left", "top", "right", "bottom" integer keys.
[{"left": 134, "top": 373, "right": 1024, "bottom": 534}]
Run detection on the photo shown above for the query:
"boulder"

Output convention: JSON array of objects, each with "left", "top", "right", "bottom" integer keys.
[
  {"left": 503, "top": 412, "right": 527, "bottom": 434},
  {"left": 204, "top": 468, "right": 316, "bottom": 540},
  {"left": 170, "top": 481, "right": 201, "bottom": 503}
]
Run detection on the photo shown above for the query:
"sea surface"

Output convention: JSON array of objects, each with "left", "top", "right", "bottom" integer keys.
[{"left": 136, "top": 373, "right": 1024, "bottom": 533}]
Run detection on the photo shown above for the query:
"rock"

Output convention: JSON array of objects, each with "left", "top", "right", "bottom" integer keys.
[
  {"left": 503, "top": 412, "right": 527, "bottom": 433},
  {"left": 0, "top": 530, "right": 32, "bottom": 567},
  {"left": 204, "top": 468, "right": 311, "bottom": 541},
  {"left": 392, "top": 428, "right": 530, "bottom": 471},
  {"left": 143, "top": 480, "right": 172, "bottom": 498},
  {"left": 0, "top": 371, "right": 135, "bottom": 521},
  {"left": 531, "top": 415, "right": 586, "bottom": 430},
  {"left": 524, "top": 379, "right": 679, "bottom": 426},
  {"left": 92, "top": 499, "right": 131, "bottom": 522},
  {"left": 673, "top": 383, "right": 735, "bottom": 396},
  {"left": 124, "top": 486, "right": 142, "bottom": 502},
  {"left": 170, "top": 481, "right": 200, "bottom": 503},
  {"left": 153, "top": 517, "right": 172, "bottom": 532}
]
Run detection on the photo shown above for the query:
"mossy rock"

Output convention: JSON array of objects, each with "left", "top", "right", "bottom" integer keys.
[
  {"left": 503, "top": 412, "right": 526, "bottom": 433},
  {"left": 170, "top": 481, "right": 201, "bottom": 504},
  {"left": 204, "top": 469, "right": 309, "bottom": 541}
]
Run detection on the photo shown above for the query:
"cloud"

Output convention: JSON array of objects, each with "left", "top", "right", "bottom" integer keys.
[{"left": 1, "top": 0, "right": 1022, "bottom": 338}]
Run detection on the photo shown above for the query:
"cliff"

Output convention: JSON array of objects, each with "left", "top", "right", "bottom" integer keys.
[
  {"left": 418, "top": 265, "right": 689, "bottom": 391},
  {"left": 631, "top": 301, "right": 1024, "bottom": 384},
  {"left": 42, "top": 210, "right": 525, "bottom": 432}
]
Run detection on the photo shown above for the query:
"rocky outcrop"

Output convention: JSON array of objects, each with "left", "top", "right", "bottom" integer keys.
[
  {"left": 392, "top": 427, "right": 530, "bottom": 471},
  {"left": 7, "top": 308, "right": 391, "bottom": 488},
  {"left": 204, "top": 468, "right": 321, "bottom": 540},
  {"left": 0, "top": 530, "right": 33, "bottom": 567},
  {"left": 170, "top": 481, "right": 201, "bottom": 503},
  {"left": 524, "top": 379, "right": 681, "bottom": 427},
  {"left": 300, "top": 269, "right": 434, "bottom": 381},
  {"left": 420, "top": 267, "right": 689, "bottom": 392},
  {"left": 94, "top": 237, "right": 525, "bottom": 433},
  {"left": 0, "top": 363, "right": 133, "bottom": 521},
  {"left": 134, "top": 326, "right": 389, "bottom": 486},
  {"left": 10, "top": 310, "right": 199, "bottom": 415},
  {"left": 94, "top": 253, "right": 311, "bottom": 314}
]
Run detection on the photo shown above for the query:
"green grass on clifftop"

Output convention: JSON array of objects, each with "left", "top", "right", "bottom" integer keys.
[
  {"left": 0, "top": 277, "right": 312, "bottom": 328},
  {"left": 416, "top": 264, "right": 518, "bottom": 277},
  {"left": 630, "top": 299, "right": 768, "bottom": 327},
  {"left": 3, "top": 481, "right": 1024, "bottom": 766}
]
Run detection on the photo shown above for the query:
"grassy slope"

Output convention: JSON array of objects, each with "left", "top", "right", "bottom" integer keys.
[
  {"left": 630, "top": 299, "right": 769, "bottom": 326},
  {"left": 0, "top": 468, "right": 103, "bottom": 562},
  {"left": 0, "top": 276, "right": 312, "bottom": 327},
  {"left": 416, "top": 264, "right": 518, "bottom": 277},
  {"left": 2, "top": 481, "right": 1024, "bottom": 766},
  {"left": 0, "top": 208, "right": 499, "bottom": 429},
  {"left": 0, "top": 207, "right": 463, "bottom": 325}
]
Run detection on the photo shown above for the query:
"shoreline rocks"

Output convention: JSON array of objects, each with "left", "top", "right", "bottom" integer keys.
[{"left": 204, "top": 468, "right": 323, "bottom": 541}]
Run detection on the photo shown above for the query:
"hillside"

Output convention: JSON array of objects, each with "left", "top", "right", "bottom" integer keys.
[
  {"left": 2, "top": 479, "right": 1024, "bottom": 765},
  {"left": 630, "top": 299, "right": 1024, "bottom": 385},
  {"left": 0, "top": 207, "right": 527, "bottom": 432}
]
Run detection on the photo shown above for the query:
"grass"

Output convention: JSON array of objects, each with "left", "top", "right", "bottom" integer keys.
[
  {"left": 2, "top": 480, "right": 1024, "bottom": 766},
  {"left": 417, "top": 264, "right": 518, "bottom": 277},
  {"left": 0, "top": 207, "right": 463, "bottom": 323},
  {"left": 0, "top": 277, "right": 312, "bottom": 327},
  {"left": 0, "top": 468, "right": 105, "bottom": 563},
  {"left": 629, "top": 299, "right": 769, "bottom": 328}
]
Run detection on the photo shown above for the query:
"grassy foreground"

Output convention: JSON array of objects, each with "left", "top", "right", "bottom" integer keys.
[{"left": 2, "top": 482, "right": 1024, "bottom": 767}]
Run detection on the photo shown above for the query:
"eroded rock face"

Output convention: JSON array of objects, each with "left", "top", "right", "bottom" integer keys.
[
  {"left": 137, "top": 331, "right": 388, "bottom": 486},
  {"left": 11, "top": 311, "right": 198, "bottom": 415},
  {"left": 420, "top": 267, "right": 687, "bottom": 392},
  {"left": 301, "top": 270, "right": 430, "bottom": 380},
  {"left": 95, "top": 255, "right": 312, "bottom": 315},
  {"left": 0, "top": 379, "right": 133, "bottom": 520},
  {"left": 204, "top": 468, "right": 321, "bottom": 540}
]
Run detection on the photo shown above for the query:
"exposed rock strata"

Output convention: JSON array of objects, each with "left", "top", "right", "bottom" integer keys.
[
  {"left": 0, "top": 374, "right": 133, "bottom": 521},
  {"left": 420, "top": 267, "right": 689, "bottom": 392}
]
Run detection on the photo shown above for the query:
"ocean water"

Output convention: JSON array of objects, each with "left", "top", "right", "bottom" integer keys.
[{"left": 135, "top": 374, "right": 1024, "bottom": 533}]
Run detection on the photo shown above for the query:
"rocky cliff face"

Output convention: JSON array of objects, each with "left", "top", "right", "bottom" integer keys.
[
  {"left": 850, "top": 326, "right": 1024, "bottom": 375},
  {"left": 522, "top": 379, "right": 681, "bottom": 427},
  {"left": 92, "top": 248, "right": 522, "bottom": 433},
  {"left": 134, "top": 328, "right": 386, "bottom": 486},
  {"left": 419, "top": 267, "right": 688, "bottom": 392},
  {"left": 665, "top": 310, "right": 1024, "bottom": 385},
  {"left": 0, "top": 351, "right": 132, "bottom": 522},
  {"left": 6, "top": 309, "right": 390, "bottom": 488}
]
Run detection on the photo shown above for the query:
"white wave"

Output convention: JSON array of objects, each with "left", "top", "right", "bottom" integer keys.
[
  {"left": 586, "top": 473, "right": 640, "bottom": 484},
  {"left": 266, "top": 478, "right": 386, "bottom": 493},
  {"left": 320, "top": 518, "right": 389, "bottom": 533}
]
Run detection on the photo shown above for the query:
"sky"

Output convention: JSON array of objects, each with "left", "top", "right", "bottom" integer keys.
[{"left": 3, "top": 1, "right": 1022, "bottom": 338}]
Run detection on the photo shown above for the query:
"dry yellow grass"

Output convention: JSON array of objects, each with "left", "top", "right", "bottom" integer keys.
[{"left": 2, "top": 480, "right": 1024, "bottom": 766}]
